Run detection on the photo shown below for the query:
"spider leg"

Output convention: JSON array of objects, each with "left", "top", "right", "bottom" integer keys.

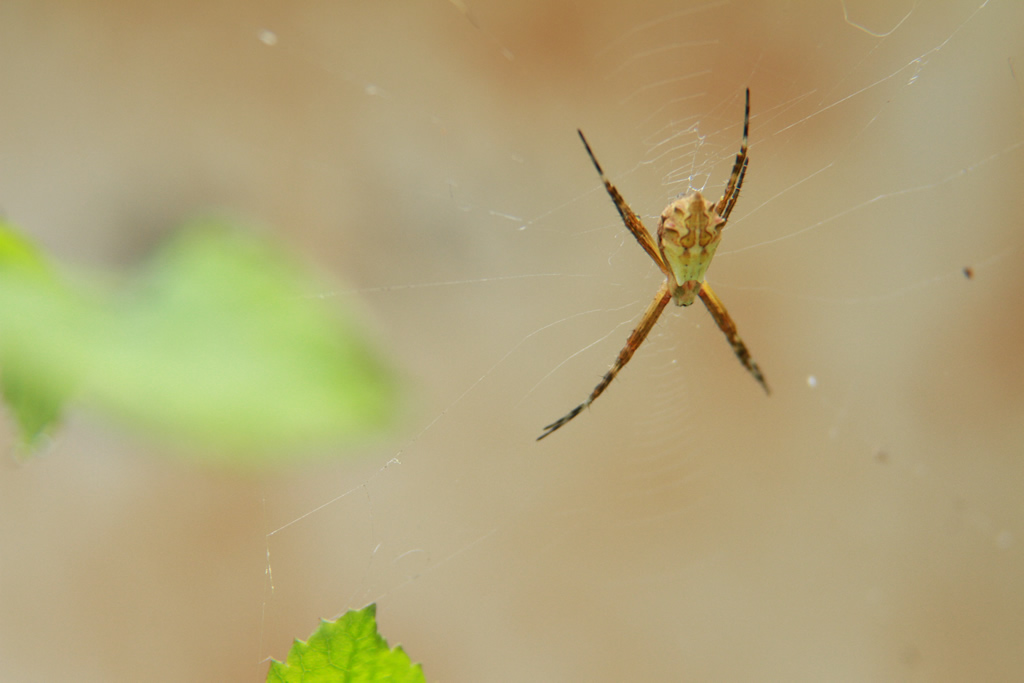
[
  {"left": 697, "top": 280, "right": 769, "bottom": 394},
  {"left": 715, "top": 88, "right": 750, "bottom": 222},
  {"left": 577, "top": 130, "right": 671, "bottom": 277},
  {"left": 538, "top": 280, "right": 673, "bottom": 440},
  {"left": 719, "top": 155, "right": 748, "bottom": 224}
]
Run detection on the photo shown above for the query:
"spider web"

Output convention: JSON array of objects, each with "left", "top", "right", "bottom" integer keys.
[{"left": 2, "top": 1, "right": 1023, "bottom": 681}]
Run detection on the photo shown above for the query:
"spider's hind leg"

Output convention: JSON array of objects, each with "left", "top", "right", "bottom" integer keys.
[
  {"left": 716, "top": 88, "right": 750, "bottom": 222},
  {"left": 577, "top": 130, "right": 669, "bottom": 275}
]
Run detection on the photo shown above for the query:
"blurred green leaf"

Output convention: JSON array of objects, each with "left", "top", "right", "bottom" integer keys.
[
  {"left": 0, "top": 219, "right": 397, "bottom": 462},
  {"left": 0, "top": 225, "right": 78, "bottom": 448},
  {"left": 267, "top": 604, "right": 425, "bottom": 683}
]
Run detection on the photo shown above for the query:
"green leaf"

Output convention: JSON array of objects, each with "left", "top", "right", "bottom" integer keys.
[
  {"left": 267, "top": 604, "right": 425, "bottom": 683},
  {"left": 0, "top": 219, "right": 398, "bottom": 462},
  {"left": 0, "top": 223, "right": 79, "bottom": 448}
]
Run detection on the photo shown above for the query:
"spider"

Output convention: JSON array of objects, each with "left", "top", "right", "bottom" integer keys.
[{"left": 538, "top": 89, "right": 768, "bottom": 441}]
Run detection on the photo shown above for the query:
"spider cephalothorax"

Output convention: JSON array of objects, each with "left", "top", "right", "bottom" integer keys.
[{"left": 538, "top": 89, "right": 767, "bottom": 441}]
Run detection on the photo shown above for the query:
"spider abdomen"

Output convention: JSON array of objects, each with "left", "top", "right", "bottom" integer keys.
[{"left": 658, "top": 191, "right": 724, "bottom": 306}]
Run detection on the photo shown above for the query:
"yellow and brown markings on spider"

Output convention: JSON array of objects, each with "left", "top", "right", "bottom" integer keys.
[{"left": 538, "top": 89, "right": 768, "bottom": 441}]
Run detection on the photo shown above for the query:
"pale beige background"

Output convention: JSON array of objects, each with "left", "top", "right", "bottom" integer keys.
[{"left": 1, "top": 1, "right": 1023, "bottom": 681}]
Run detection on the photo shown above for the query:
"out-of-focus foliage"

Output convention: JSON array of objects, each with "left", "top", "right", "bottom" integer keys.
[{"left": 0, "top": 219, "right": 397, "bottom": 464}]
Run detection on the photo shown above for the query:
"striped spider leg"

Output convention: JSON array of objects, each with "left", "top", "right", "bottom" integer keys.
[{"left": 538, "top": 89, "right": 768, "bottom": 441}]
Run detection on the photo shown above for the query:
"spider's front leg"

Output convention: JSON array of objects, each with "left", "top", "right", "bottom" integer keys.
[
  {"left": 698, "top": 281, "right": 769, "bottom": 394},
  {"left": 538, "top": 281, "right": 673, "bottom": 440}
]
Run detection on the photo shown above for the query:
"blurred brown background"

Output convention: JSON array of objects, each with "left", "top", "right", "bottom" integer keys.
[{"left": 1, "top": 1, "right": 1023, "bottom": 681}]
